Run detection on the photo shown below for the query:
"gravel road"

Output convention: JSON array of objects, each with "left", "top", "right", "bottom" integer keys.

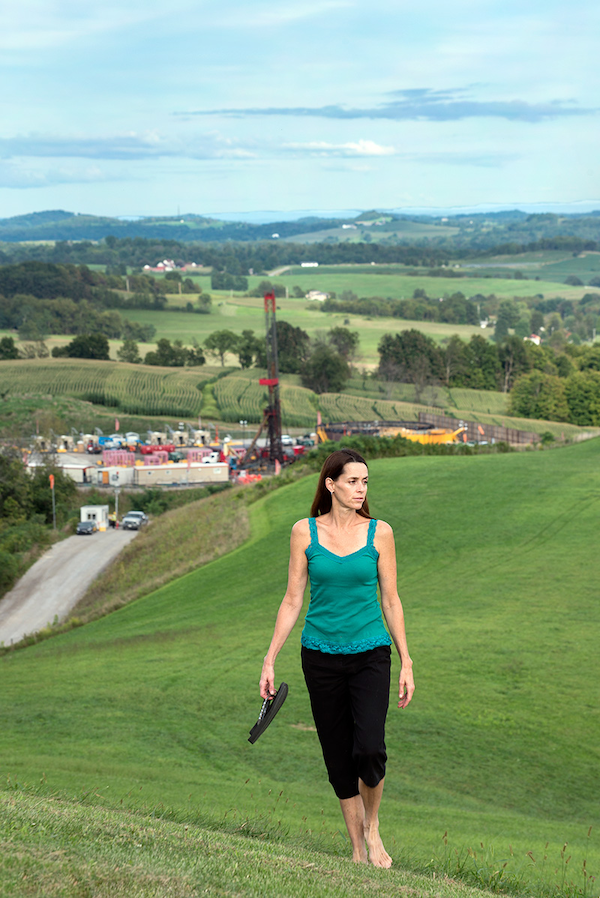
[{"left": 0, "top": 529, "right": 138, "bottom": 646}]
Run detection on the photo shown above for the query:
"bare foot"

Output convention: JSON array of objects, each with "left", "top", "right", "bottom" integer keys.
[
  {"left": 364, "top": 821, "right": 392, "bottom": 868},
  {"left": 352, "top": 844, "right": 368, "bottom": 864}
]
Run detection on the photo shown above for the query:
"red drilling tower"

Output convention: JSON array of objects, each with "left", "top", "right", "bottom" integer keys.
[{"left": 259, "top": 291, "right": 284, "bottom": 464}]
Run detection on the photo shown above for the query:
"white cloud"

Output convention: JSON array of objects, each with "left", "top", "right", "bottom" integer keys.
[
  {"left": 285, "top": 139, "right": 396, "bottom": 156},
  {"left": 0, "top": 130, "right": 255, "bottom": 161},
  {"left": 0, "top": 161, "right": 111, "bottom": 189}
]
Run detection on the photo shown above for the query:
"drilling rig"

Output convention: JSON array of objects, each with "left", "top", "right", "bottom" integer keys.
[{"left": 240, "top": 291, "right": 284, "bottom": 469}]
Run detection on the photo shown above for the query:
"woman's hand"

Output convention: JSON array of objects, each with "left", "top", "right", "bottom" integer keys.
[
  {"left": 398, "top": 664, "right": 415, "bottom": 709},
  {"left": 259, "top": 659, "right": 276, "bottom": 700}
]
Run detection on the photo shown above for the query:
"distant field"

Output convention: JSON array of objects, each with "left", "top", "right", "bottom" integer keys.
[
  {"left": 245, "top": 271, "right": 597, "bottom": 302},
  {"left": 464, "top": 250, "right": 600, "bottom": 285},
  {"left": 123, "top": 303, "right": 486, "bottom": 367},
  {"left": 283, "top": 219, "right": 461, "bottom": 244}
]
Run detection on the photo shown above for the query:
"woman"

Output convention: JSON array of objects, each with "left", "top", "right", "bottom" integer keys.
[{"left": 260, "top": 448, "right": 415, "bottom": 868}]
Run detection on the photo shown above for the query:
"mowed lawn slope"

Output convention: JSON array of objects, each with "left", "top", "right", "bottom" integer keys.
[{"left": 1, "top": 444, "right": 599, "bottom": 891}]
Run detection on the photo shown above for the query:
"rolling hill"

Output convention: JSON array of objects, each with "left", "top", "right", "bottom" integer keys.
[{"left": 1, "top": 443, "right": 599, "bottom": 895}]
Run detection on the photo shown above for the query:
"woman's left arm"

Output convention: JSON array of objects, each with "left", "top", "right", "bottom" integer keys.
[{"left": 376, "top": 521, "right": 415, "bottom": 709}]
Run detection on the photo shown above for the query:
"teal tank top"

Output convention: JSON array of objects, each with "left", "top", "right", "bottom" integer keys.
[{"left": 301, "top": 517, "right": 392, "bottom": 654}]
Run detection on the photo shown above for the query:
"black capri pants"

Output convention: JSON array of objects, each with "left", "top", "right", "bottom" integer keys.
[{"left": 301, "top": 644, "right": 391, "bottom": 800}]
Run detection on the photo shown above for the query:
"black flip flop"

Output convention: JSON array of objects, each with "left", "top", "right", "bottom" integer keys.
[{"left": 248, "top": 682, "right": 288, "bottom": 744}]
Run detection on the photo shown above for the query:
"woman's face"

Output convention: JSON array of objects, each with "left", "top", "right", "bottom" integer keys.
[{"left": 328, "top": 461, "right": 369, "bottom": 509}]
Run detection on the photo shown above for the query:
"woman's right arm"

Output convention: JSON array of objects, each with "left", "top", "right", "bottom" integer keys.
[{"left": 259, "top": 519, "right": 309, "bottom": 699}]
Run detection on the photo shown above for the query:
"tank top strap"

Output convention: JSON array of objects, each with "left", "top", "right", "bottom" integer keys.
[
  {"left": 367, "top": 518, "right": 377, "bottom": 548},
  {"left": 308, "top": 516, "right": 318, "bottom": 547}
]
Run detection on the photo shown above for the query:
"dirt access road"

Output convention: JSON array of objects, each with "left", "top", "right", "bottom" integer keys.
[{"left": 0, "top": 529, "right": 138, "bottom": 646}]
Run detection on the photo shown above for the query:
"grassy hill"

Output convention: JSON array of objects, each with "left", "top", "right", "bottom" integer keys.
[
  {"left": 1, "top": 444, "right": 599, "bottom": 895},
  {"left": 0, "top": 790, "right": 499, "bottom": 898}
]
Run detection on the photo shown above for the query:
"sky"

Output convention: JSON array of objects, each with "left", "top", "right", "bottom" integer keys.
[{"left": 1, "top": 0, "right": 598, "bottom": 220}]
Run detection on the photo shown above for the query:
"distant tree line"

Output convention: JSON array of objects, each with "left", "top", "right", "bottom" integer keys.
[
  {"left": 0, "top": 295, "right": 155, "bottom": 345},
  {"left": 323, "top": 290, "right": 479, "bottom": 325},
  {"left": 0, "top": 262, "right": 161, "bottom": 344},
  {"left": 378, "top": 327, "right": 600, "bottom": 426},
  {"left": 321, "top": 289, "right": 600, "bottom": 345},
  {"left": 0, "top": 237, "right": 450, "bottom": 272}
]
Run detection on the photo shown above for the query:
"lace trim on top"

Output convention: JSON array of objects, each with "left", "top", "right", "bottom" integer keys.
[{"left": 301, "top": 633, "right": 391, "bottom": 654}]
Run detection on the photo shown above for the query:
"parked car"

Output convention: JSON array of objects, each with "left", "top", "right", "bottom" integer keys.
[
  {"left": 281, "top": 434, "right": 295, "bottom": 446},
  {"left": 76, "top": 521, "right": 97, "bottom": 535},
  {"left": 121, "top": 511, "right": 148, "bottom": 530}
]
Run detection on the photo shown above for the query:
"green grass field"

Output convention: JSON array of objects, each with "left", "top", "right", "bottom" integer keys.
[
  {"left": 245, "top": 271, "right": 595, "bottom": 302},
  {"left": 460, "top": 251, "right": 600, "bottom": 286},
  {"left": 1, "top": 444, "right": 599, "bottom": 895},
  {"left": 122, "top": 302, "right": 486, "bottom": 366},
  {"left": 280, "top": 218, "right": 462, "bottom": 244}
]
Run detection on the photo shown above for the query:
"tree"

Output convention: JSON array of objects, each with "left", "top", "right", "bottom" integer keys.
[
  {"left": 236, "top": 330, "right": 262, "bottom": 369},
  {"left": 377, "top": 329, "right": 443, "bottom": 385},
  {"left": 251, "top": 279, "right": 286, "bottom": 298},
  {"left": 144, "top": 338, "right": 204, "bottom": 367},
  {"left": 117, "top": 338, "right": 141, "bottom": 364},
  {"left": 514, "top": 314, "right": 532, "bottom": 339},
  {"left": 29, "top": 464, "right": 77, "bottom": 525},
  {"left": 564, "top": 371, "right": 600, "bottom": 425},
  {"left": 301, "top": 345, "right": 350, "bottom": 394},
  {"left": 530, "top": 309, "right": 544, "bottom": 335},
  {"left": 0, "top": 450, "right": 31, "bottom": 518},
  {"left": 52, "top": 333, "right": 110, "bottom": 360},
  {"left": 442, "top": 335, "right": 467, "bottom": 386},
  {"left": 186, "top": 339, "right": 206, "bottom": 366},
  {"left": 493, "top": 316, "right": 510, "bottom": 342},
  {"left": 204, "top": 329, "right": 240, "bottom": 366},
  {"left": 460, "top": 336, "right": 501, "bottom": 390},
  {"left": 276, "top": 321, "right": 311, "bottom": 374},
  {"left": 210, "top": 272, "right": 248, "bottom": 291},
  {"left": 327, "top": 326, "right": 360, "bottom": 367},
  {"left": 508, "top": 371, "right": 569, "bottom": 421},
  {"left": 493, "top": 299, "right": 520, "bottom": 342},
  {"left": 196, "top": 293, "right": 212, "bottom": 314},
  {"left": 497, "top": 336, "right": 531, "bottom": 393},
  {"left": 0, "top": 336, "right": 19, "bottom": 360}
]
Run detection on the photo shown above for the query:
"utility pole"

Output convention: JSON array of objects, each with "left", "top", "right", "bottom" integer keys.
[{"left": 49, "top": 473, "right": 56, "bottom": 531}]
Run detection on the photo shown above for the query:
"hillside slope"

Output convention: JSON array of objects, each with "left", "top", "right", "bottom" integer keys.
[{"left": 1, "top": 444, "right": 599, "bottom": 894}]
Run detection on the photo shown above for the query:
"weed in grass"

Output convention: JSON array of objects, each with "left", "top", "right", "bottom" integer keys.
[{"left": 428, "top": 830, "right": 599, "bottom": 898}]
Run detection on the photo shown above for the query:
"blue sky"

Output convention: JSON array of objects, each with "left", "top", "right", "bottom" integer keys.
[{"left": 1, "top": 0, "right": 598, "bottom": 219}]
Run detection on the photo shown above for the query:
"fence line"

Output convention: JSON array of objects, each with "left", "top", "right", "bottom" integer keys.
[{"left": 418, "top": 412, "right": 540, "bottom": 446}]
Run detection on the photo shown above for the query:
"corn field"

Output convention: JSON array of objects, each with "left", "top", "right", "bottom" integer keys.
[
  {"left": 0, "top": 359, "right": 216, "bottom": 417},
  {"left": 213, "top": 375, "right": 317, "bottom": 428}
]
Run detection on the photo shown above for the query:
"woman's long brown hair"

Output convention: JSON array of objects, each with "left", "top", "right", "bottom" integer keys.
[{"left": 309, "top": 449, "right": 371, "bottom": 518}]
